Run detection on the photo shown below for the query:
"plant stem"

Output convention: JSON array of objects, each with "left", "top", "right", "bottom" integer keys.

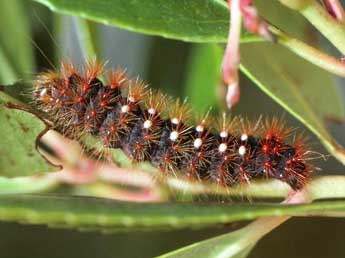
[
  {"left": 167, "top": 177, "right": 290, "bottom": 197},
  {"left": 168, "top": 175, "right": 345, "bottom": 199},
  {"left": 279, "top": 0, "right": 345, "bottom": 54},
  {"left": 74, "top": 17, "right": 99, "bottom": 60},
  {"left": 319, "top": 137, "right": 345, "bottom": 166},
  {"left": 322, "top": 0, "right": 345, "bottom": 21},
  {"left": 0, "top": 47, "right": 18, "bottom": 84},
  {"left": 0, "top": 176, "right": 58, "bottom": 195},
  {"left": 305, "top": 176, "right": 345, "bottom": 200},
  {"left": 270, "top": 26, "right": 345, "bottom": 77},
  {"left": 222, "top": 0, "right": 242, "bottom": 108},
  {"left": 239, "top": 215, "right": 290, "bottom": 244}
]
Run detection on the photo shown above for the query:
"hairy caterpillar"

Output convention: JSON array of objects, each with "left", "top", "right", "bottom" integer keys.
[{"left": 32, "top": 59, "right": 313, "bottom": 190}]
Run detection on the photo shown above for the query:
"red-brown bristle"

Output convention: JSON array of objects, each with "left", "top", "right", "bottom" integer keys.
[
  {"left": 216, "top": 113, "right": 238, "bottom": 137},
  {"left": 168, "top": 99, "right": 191, "bottom": 125},
  {"left": 193, "top": 109, "right": 213, "bottom": 130},
  {"left": 126, "top": 79, "right": 148, "bottom": 104},
  {"left": 238, "top": 117, "right": 262, "bottom": 137},
  {"left": 84, "top": 59, "right": 105, "bottom": 82},
  {"left": 144, "top": 90, "right": 167, "bottom": 115},
  {"left": 108, "top": 69, "right": 127, "bottom": 89},
  {"left": 60, "top": 60, "right": 76, "bottom": 80},
  {"left": 263, "top": 117, "right": 294, "bottom": 141}
]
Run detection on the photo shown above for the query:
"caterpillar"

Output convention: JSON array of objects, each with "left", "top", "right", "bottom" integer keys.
[{"left": 32, "top": 59, "right": 313, "bottom": 190}]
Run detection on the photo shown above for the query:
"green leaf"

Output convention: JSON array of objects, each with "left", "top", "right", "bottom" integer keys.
[
  {"left": 0, "top": 0, "right": 35, "bottom": 84},
  {"left": 158, "top": 228, "right": 257, "bottom": 258},
  {"left": 32, "top": 0, "right": 309, "bottom": 44},
  {"left": 158, "top": 214, "right": 288, "bottom": 258},
  {"left": 0, "top": 49, "right": 17, "bottom": 84},
  {"left": 0, "top": 176, "right": 57, "bottom": 194},
  {"left": 240, "top": 42, "right": 345, "bottom": 163},
  {"left": 33, "top": 0, "right": 258, "bottom": 43},
  {"left": 0, "top": 90, "right": 57, "bottom": 176},
  {"left": 184, "top": 43, "right": 223, "bottom": 111},
  {"left": 0, "top": 194, "right": 344, "bottom": 232},
  {"left": 253, "top": 0, "right": 310, "bottom": 42}
]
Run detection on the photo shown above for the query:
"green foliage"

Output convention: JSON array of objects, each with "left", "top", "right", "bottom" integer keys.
[
  {"left": 0, "top": 195, "right": 344, "bottom": 232},
  {"left": 240, "top": 42, "right": 344, "bottom": 160},
  {"left": 0, "top": 90, "right": 57, "bottom": 176},
  {"left": 184, "top": 43, "right": 223, "bottom": 110},
  {"left": 33, "top": 0, "right": 257, "bottom": 43},
  {"left": 0, "top": 0, "right": 344, "bottom": 257},
  {"left": 158, "top": 227, "right": 258, "bottom": 258},
  {"left": 0, "top": 176, "right": 57, "bottom": 194},
  {"left": 0, "top": 0, "right": 35, "bottom": 84}
]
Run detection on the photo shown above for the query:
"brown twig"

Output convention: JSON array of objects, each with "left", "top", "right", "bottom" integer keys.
[{"left": 322, "top": 0, "right": 345, "bottom": 21}]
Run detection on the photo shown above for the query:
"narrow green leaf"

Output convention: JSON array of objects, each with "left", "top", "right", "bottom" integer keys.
[
  {"left": 158, "top": 230, "right": 256, "bottom": 258},
  {"left": 74, "top": 18, "right": 99, "bottom": 60},
  {"left": 158, "top": 215, "right": 287, "bottom": 258},
  {"left": 0, "top": 194, "right": 344, "bottom": 232},
  {"left": 160, "top": 229, "right": 261, "bottom": 258},
  {"left": 0, "top": 0, "right": 35, "bottom": 84},
  {"left": 33, "top": 0, "right": 258, "bottom": 43},
  {"left": 0, "top": 49, "right": 18, "bottom": 84},
  {"left": 0, "top": 176, "right": 58, "bottom": 194},
  {"left": 240, "top": 42, "right": 345, "bottom": 163},
  {"left": 185, "top": 44, "right": 223, "bottom": 111},
  {"left": 0, "top": 90, "right": 57, "bottom": 176}
]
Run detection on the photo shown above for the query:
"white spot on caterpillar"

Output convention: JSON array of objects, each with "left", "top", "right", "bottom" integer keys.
[
  {"left": 238, "top": 145, "right": 246, "bottom": 156},
  {"left": 143, "top": 120, "right": 152, "bottom": 129},
  {"left": 169, "top": 131, "right": 179, "bottom": 141},
  {"left": 218, "top": 143, "right": 227, "bottom": 152},
  {"left": 193, "top": 138, "right": 202, "bottom": 149},
  {"left": 128, "top": 96, "right": 135, "bottom": 103},
  {"left": 220, "top": 131, "right": 228, "bottom": 138},
  {"left": 196, "top": 125, "right": 204, "bottom": 132},
  {"left": 148, "top": 107, "right": 156, "bottom": 115},
  {"left": 241, "top": 134, "right": 248, "bottom": 141},
  {"left": 171, "top": 117, "right": 180, "bottom": 125},
  {"left": 40, "top": 88, "right": 48, "bottom": 97},
  {"left": 121, "top": 105, "right": 130, "bottom": 113}
]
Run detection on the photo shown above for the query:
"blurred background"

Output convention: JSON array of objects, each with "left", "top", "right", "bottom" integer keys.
[{"left": 0, "top": 0, "right": 344, "bottom": 257}]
